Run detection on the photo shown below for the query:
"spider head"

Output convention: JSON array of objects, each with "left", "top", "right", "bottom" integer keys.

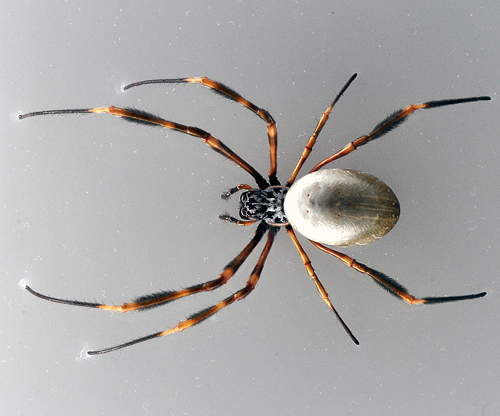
[{"left": 239, "top": 186, "right": 289, "bottom": 226}]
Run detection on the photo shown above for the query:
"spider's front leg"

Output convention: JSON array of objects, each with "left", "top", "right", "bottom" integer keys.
[
  {"left": 19, "top": 106, "right": 269, "bottom": 190},
  {"left": 124, "top": 77, "right": 280, "bottom": 185},
  {"left": 23, "top": 222, "right": 270, "bottom": 313},
  {"left": 88, "top": 226, "right": 278, "bottom": 355}
]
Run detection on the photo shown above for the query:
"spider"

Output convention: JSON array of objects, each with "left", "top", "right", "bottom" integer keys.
[{"left": 19, "top": 73, "right": 489, "bottom": 355}]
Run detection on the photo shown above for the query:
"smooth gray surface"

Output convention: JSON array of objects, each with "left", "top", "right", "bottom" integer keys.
[{"left": 2, "top": 1, "right": 499, "bottom": 415}]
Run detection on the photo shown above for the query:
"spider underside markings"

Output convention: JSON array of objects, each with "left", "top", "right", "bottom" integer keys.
[{"left": 20, "top": 74, "right": 489, "bottom": 355}]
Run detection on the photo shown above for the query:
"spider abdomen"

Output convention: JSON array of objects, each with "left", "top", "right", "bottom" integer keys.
[{"left": 284, "top": 169, "right": 400, "bottom": 247}]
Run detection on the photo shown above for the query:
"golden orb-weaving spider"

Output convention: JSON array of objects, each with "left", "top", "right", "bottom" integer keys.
[{"left": 19, "top": 74, "right": 489, "bottom": 355}]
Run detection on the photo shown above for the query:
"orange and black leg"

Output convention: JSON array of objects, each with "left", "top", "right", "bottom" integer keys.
[
  {"left": 19, "top": 106, "right": 270, "bottom": 189},
  {"left": 287, "top": 73, "right": 358, "bottom": 186},
  {"left": 310, "top": 240, "right": 487, "bottom": 305},
  {"left": 123, "top": 77, "right": 279, "bottom": 185},
  {"left": 285, "top": 226, "right": 359, "bottom": 345},
  {"left": 86, "top": 226, "right": 278, "bottom": 355},
  {"left": 311, "top": 95, "right": 491, "bottom": 172},
  {"left": 24, "top": 222, "right": 270, "bottom": 315}
]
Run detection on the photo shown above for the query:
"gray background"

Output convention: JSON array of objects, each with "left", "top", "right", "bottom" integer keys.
[{"left": 2, "top": 1, "right": 499, "bottom": 415}]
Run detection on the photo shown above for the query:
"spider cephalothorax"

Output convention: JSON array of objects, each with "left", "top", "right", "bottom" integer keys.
[
  {"left": 19, "top": 74, "right": 488, "bottom": 355},
  {"left": 239, "top": 186, "right": 289, "bottom": 226}
]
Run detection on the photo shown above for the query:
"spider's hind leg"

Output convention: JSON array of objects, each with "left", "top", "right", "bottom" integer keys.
[{"left": 310, "top": 240, "right": 487, "bottom": 305}]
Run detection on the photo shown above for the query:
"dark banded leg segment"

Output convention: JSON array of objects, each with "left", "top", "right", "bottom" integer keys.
[
  {"left": 310, "top": 240, "right": 486, "bottom": 305},
  {"left": 311, "top": 95, "right": 491, "bottom": 172},
  {"left": 24, "top": 222, "right": 270, "bottom": 313},
  {"left": 18, "top": 106, "right": 269, "bottom": 189},
  {"left": 285, "top": 226, "right": 359, "bottom": 345},
  {"left": 88, "top": 226, "right": 278, "bottom": 355},
  {"left": 287, "top": 73, "right": 358, "bottom": 186},
  {"left": 123, "top": 77, "right": 280, "bottom": 186}
]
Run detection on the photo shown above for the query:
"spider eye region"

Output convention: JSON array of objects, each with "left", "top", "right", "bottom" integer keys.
[{"left": 239, "top": 186, "right": 289, "bottom": 226}]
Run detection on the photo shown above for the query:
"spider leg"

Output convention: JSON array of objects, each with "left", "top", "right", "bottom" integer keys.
[
  {"left": 310, "top": 95, "right": 491, "bottom": 172},
  {"left": 24, "top": 222, "right": 270, "bottom": 313},
  {"left": 309, "top": 240, "right": 486, "bottom": 304},
  {"left": 88, "top": 226, "right": 278, "bottom": 355},
  {"left": 18, "top": 107, "right": 269, "bottom": 190},
  {"left": 285, "top": 226, "right": 359, "bottom": 345},
  {"left": 123, "top": 77, "right": 279, "bottom": 186},
  {"left": 287, "top": 73, "right": 357, "bottom": 186}
]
